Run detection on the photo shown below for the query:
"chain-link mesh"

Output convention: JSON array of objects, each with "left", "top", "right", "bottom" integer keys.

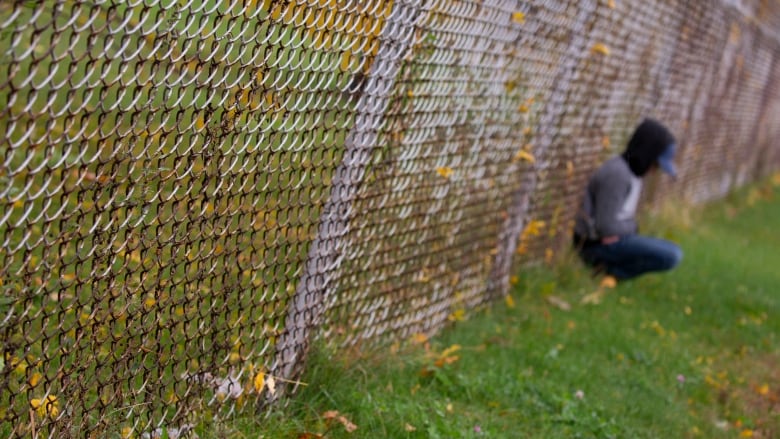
[{"left": 1, "top": 0, "right": 779, "bottom": 437}]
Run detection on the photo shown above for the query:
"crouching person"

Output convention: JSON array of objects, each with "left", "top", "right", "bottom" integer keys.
[{"left": 572, "top": 119, "right": 683, "bottom": 281}]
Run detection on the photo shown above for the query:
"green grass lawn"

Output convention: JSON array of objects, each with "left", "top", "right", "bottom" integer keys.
[{"left": 226, "top": 175, "right": 780, "bottom": 438}]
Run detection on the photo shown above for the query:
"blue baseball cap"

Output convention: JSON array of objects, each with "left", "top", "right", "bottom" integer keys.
[{"left": 657, "top": 143, "right": 677, "bottom": 177}]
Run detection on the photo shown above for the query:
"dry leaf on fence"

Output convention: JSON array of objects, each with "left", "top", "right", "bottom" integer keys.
[
  {"left": 515, "top": 149, "right": 536, "bottom": 163},
  {"left": 591, "top": 43, "right": 610, "bottom": 55},
  {"left": 436, "top": 167, "right": 454, "bottom": 178},
  {"left": 254, "top": 371, "right": 266, "bottom": 393},
  {"left": 267, "top": 374, "right": 277, "bottom": 396}
]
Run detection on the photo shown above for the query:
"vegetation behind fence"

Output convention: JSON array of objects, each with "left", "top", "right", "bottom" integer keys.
[{"left": 1, "top": 0, "right": 779, "bottom": 437}]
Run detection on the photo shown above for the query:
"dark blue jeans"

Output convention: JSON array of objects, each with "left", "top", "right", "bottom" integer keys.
[{"left": 577, "top": 235, "right": 683, "bottom": 280}]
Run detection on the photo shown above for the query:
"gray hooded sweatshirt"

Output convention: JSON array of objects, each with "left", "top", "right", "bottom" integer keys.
[
  {"left": 573, "top": 119, "right": 676, "bottom": 242},
  {"left": 573, "top": 155, "right": 641, "bottom": 240}
]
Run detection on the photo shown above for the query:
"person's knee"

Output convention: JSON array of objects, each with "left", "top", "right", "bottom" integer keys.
[{"left": 663, "top": 244, "right": 683, "bottom": 270}]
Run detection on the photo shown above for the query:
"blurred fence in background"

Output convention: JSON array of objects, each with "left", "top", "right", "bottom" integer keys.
[{"left": 2, "top": 0, "right": 779, "bottom": 436}]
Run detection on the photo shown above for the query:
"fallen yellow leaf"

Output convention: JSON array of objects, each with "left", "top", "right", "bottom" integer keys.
[
  {"left": 440, "top": 344, "right": 462, "bottom": 358},
  {"left": 505, "top": 294, "right": 516, "bottom": 309},
  {"left": 436, "top": 167, "right": 454, "bottom": 178},
  {"left": 512, "top": 11, "right": 525, "bottom": 24},
  {"left": 580, "top": 290, "right": 606, "bottom": 305},
  {"left": 29, "top": 372, "right": 43, "bottom": 388},
  {"left": 434, "top": 355, "right": 460, "bottom": 368},
  {"left": 411, "top": 333, "right": 428, "bottom": 344},
  {"left": 600, "top": 276, "right": 617, "bottom": 289},
  {"left": 591, "top": 43, "right": 610, "bottom": 56},
  {"left": 523, "top": 220, "right": 546, "bottom": 236},
  {"left": 547, "top": 295, "right": 572, "bottom": 311},
  {"left": 266, "top": 374, "right": 276, "bottom": 395},
  {"left": 254, "top": 372, "right": 265, "bottom": 393},
  {"left": 514, "top": 149, "right": 535, "bottom": 163},
  {"left": 448, "top": 309, "right": 466, "bottom": 322},
  {"left": 322, "top": 410, "right": 358, "bottom": 433},
  {"left": 30, "top": 395, "right": 59, "bottom": 418}
]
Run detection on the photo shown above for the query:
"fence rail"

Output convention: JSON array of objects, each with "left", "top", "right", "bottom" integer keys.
[{"left": 1, "top": 0, "right": 779, "bottom": 437}]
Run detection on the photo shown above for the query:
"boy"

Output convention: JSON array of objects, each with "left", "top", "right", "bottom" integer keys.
[{"left": 572, "top": 119, "right": 683, "bottom": 280}]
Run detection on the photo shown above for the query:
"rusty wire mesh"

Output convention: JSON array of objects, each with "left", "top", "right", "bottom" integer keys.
[{"left": 1, "top": 0, "right": 779, "bottom": 437}]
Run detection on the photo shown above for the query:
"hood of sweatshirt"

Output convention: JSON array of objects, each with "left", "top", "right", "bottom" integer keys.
[{"left": 621, "top": 119, "right": 676, "bottom": 177}]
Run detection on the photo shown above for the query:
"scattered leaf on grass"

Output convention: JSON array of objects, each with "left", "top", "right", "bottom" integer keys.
[
  {"left": 505, "top": 294, "right": 516, "bottom": 309},
  {"left": 580, "top": 290, "right": 606, "bottom": 305},
  {"left": 448, "top": 309, "right": 466, "bottom": 322},
  {"left": 411, "top": 333, "right": 428, "bottom": 344},
  {"left": 600, "top": 276, "right": 617, "bottom": 288},
  {"left": 440, "top": 344, "right": 462, "bottom": 358},
  {"left": 322, "top": 410, "right": 358, "bottom": 433},
  {"left": 433, "top": 344, "right": 461, "bottom": 368},
  {"left": 546, "top": 295, "right": 571, "bottom": 311},
  {"left": 405, "top": 423, "right": 417, "bottom": 432}
]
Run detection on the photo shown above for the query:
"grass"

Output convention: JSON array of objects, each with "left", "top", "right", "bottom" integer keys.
[{"left": 227, "top": 175, "right": 780, "bottom": 438}]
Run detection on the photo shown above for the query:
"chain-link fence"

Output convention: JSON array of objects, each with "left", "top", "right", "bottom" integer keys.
[{"left": 1, "top": 0, "right": 779, "bottom": 437}]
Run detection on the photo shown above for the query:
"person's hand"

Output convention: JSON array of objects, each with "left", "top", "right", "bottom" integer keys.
[{"left": 601, "top": 235, "right": 620, "bottom": 245}]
